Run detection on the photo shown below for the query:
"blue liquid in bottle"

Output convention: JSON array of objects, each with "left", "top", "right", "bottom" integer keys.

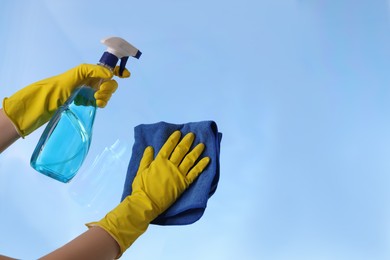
[{"left": 31, "top": 86, "right": 97, "bottom": 183}]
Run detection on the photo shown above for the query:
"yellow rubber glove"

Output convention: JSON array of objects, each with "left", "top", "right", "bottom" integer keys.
[
  {"left": 87, "top": 131, "right": 210, "bottom": 258},
  {"left": 2, "top": 64, "right": 130, "bottom": 137}
]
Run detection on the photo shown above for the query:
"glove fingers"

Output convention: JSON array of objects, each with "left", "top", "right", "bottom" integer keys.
[
  {"left": 186, "top": 157, "right": 210, "bottom": 184},
  {"left": 94, "top": 80, "right": 118, "bottom": 108},
  {"left": 80, "top": 63, "right": 113, "bottom": 79},
  {"left": 169, "top": 132, "right": 195, "bottom": 166},
  {"left": 99, "top": 80, "right": 119, "bottom": 92},
  {"left": 113, "top": 66, "right": 131, "bottom": 78},
  {"left": 96, "top": 100, "right": 108, "bottom": 108},
  {"left": 95, "top": 92, "right": 112, "bottom": 100},
  {"left": 158, "top": 131, "right": 181, "bottom": 159},
  {"left": 179, "top": 143, "right": 205, "bottom": 174},
  {"left": 138, "top": 146, "right": 154, "bottom": 172},
  {"left": 94, "top": 92, "right": 113, "bottom": 102}
]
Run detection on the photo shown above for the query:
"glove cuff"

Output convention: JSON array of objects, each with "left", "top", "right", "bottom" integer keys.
[
  {"left": 85, "top": 222, "right": 126, "bottom": 259},
  {"left": 86, "top": 194, "right": 156, "bottom": 257},
  {"left": 2, "top": 98, "right": 24, "bottom": 138}
]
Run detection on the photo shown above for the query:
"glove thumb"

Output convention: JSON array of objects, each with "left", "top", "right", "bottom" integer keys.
[{"left": 138, "top": 146, "right": 154, "bottom": 172}]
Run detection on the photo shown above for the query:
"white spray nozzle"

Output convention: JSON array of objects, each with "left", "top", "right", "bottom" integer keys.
[
  {"left": 101, "top": 36, "right": 141, "bottom": 59},
  {"left": 99, "top": 36, "right": 142, "bottom": 76}
]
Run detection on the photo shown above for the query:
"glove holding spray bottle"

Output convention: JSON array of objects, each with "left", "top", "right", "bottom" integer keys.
[
  {"left": 30, "top": 37, "right": 142, "bottom": 183},
  {"left": 2, "top": 64, "right": 122, "bottom": 138}
]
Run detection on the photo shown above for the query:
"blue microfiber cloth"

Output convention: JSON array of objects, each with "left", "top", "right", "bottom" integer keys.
[{"left": 121, "top": 120, "right": 222, "bottom": 225}]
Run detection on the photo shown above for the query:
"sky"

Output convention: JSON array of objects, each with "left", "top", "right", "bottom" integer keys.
[{"left": 1, "top": 0, "right": 390, "bottom": 259}]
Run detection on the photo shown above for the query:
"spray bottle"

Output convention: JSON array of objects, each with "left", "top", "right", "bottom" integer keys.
[{"left": 30, "top": 36, "right": 141, "bottom": 183}]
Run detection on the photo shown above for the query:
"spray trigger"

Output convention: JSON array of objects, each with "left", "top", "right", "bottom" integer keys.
[
  {"left": 119, "top": 57, "right": 129, "bottom": 77},
  {"left": 99, "top": 36, "right": 142, "bottom": 76}
]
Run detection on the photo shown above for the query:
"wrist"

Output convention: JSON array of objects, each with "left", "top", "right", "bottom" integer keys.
[{"left": 86, "top": 193, "right": 156, "bottom": 256}]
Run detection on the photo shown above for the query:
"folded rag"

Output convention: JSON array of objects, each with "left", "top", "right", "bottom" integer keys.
[{"left": 121, "top": 120, "right": 222, "bottom": 225}]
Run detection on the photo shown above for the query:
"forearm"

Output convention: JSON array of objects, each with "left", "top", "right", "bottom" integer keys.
[
  {"left": 0, "top": 108, "right": 20, "bottom": 153},
  {"left": 39, "top": 226, "right": 120, "bottom": 260}
]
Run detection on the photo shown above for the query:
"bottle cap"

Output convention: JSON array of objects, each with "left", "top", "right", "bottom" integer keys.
[{"left": 98, "top": 37, "right": 142, "bottom": 76}]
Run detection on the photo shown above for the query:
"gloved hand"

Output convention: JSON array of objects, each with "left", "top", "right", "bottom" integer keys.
[
  {"left": 87, "top": 131, "right": 210, "bottom": 258},
  {"left": 2, "top": 64, "right": 130, "bottom": 137}
]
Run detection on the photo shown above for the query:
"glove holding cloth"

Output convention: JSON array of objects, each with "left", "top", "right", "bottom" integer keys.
[
  {"left": 122, "top": 121, "right": 222, "bottom": 225},
  {"left": 87, "top": 131, "right": 210, "bottom": 258},
  {"left": 2, "top": 64, "right": 130, "bottom": 137}
]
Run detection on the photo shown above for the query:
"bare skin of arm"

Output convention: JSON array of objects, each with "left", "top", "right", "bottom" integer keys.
[
  {"left": 0, "top": 227, "right": 119, "bottom": 260},
  {"left": 0, "top": 108, "right": 20, "bottom": 153},
  {"left": 39, "top": 226, "right": 119, "bottom": 260},
  {"left": 0, "top": 109, "right": 120, "bottom": 259}
]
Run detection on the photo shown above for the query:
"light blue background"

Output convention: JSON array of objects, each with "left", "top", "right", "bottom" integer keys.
[{"left": 1, "top": 0, "right": 390, "bottom": 259}]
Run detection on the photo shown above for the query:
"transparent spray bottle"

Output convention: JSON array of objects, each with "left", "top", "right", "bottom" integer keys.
[{"left": 30, "top": 37, "right": 141, "bottom": 183}]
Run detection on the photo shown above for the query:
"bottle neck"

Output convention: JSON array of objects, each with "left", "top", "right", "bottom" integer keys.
[
  {"left": 98, "top": 51, "right": 118, "bottom": 70},
  {"left": 97, "top": 63, "right": 114, "bottom": 72}
]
